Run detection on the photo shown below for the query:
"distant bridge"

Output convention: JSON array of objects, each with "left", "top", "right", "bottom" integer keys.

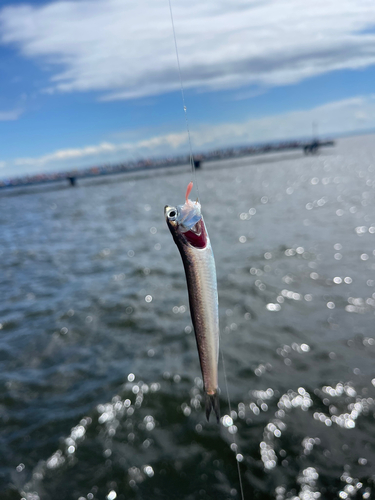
[{"left": 0, "top": 139, "right": 335, "bottom": 190}]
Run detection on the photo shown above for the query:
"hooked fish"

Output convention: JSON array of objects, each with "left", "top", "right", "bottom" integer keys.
[{"left": 165, "top": 182, "right": 220, "bottom": 423}]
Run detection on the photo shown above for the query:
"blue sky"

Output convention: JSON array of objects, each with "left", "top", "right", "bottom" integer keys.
[{"left": 1, "top": 0, "right": 375, "bottom": 177}]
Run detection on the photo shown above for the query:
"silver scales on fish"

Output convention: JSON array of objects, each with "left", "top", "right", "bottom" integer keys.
[{"left": 165, "top": 181, "right": 220, "bottom": 423}]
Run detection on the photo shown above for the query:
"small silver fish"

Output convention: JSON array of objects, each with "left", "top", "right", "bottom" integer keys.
[{"left": 165, "top": 182, "right": 220, "bottom": 422}]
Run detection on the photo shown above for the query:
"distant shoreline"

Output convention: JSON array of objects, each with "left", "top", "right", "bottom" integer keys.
[{"left": 0, "top": 138, "right": 334, "bottom": 190}]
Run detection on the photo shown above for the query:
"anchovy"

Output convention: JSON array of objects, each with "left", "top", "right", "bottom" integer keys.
[{"left": 165, "top": 182, "right": 220, "bottom": 422}]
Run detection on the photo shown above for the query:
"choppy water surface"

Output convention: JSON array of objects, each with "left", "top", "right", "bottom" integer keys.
[{"left": 1, "top": 134, "right": 375, "bottom": 500}]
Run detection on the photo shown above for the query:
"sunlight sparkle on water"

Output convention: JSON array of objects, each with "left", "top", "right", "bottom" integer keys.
[{"left": 222, "top": 415, "right": 233, "bottom": 427}]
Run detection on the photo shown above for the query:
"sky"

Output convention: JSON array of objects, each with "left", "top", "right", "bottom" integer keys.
[{"left": 1, "top": 0, "right": 375, "bottom": 177}]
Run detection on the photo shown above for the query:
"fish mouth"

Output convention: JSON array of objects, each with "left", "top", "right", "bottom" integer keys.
[{"left": 183, "top": 218, "right": 207, "bottom": 249}]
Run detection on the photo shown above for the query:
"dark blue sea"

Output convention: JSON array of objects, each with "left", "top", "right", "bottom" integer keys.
[{"left": 1, "top": 134, "right": 375, "bottom": 500}]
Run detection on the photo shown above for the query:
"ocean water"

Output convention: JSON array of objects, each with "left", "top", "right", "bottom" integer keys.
[{"left": 1, "top": 134, "right": 375, "bottom": 500}]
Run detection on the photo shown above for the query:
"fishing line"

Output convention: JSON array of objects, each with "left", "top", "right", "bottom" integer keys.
[
  {"left": 221, "top": 349, "right": 245, "bottom": 500},
  {"left": 167, "top": 0, "right": 200, "bottom": 203},
  {"left": 167, "top": 3, "right": 245, "bottom": 498}
]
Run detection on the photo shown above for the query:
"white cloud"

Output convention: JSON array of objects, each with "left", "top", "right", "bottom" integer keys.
[
  {"left": 1, "top": 0, "right": 375, "bottom": 100},
  {"left": 0, "top": 108, "right": 23, "bottom": 120},
  {"left": 13, "top": 133, "right": 188, "bottom": 168},
  {"left": 9, "top": 94, "right": 375, "bottom": 173},
  {"left": 190, "top": 96, "right": 375, "bottom": 147}
]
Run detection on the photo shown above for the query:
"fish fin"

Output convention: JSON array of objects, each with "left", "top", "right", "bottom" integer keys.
[{"left": 205, "top": 392, "right": 220, "bottom": 424}]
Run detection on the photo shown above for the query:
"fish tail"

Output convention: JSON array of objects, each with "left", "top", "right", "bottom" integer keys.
[{"left": 205, "top": 392, "right": 220, "bottom": 423}]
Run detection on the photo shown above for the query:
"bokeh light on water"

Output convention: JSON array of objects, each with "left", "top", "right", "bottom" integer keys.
[{"left": 1, "top": 135, "right": 375, "bottom": 499}]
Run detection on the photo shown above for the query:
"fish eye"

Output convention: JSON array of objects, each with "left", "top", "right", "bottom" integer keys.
[{"left": 167, "top": 208, "right": 177, "bottom": 220}]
